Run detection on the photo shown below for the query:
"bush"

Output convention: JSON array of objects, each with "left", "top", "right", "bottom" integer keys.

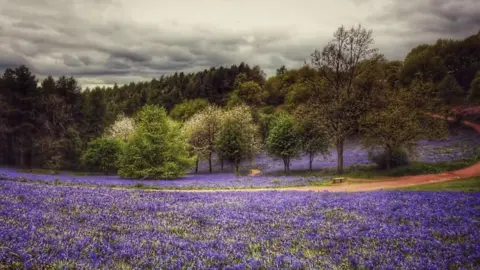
[
  {"left": 81, "top": 138, "right": 123, "bottom": 174},
  {"left": 118, "top": 105, "right": 194, "bottom": 179},
  {"left": 372, "top": 149, "right": 409, "bottom": 169}
]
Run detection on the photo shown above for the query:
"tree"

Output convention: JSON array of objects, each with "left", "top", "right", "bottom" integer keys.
[
  {"left": 216, "top": 105, "right": 260, "bottom": 173},
  {"left": 227, "top": 80, "right": 265, "bottom": 108},
  {"left": 104, "top": 114, "right": 135, "bottom": 142},
  {"left": 118, "top": 105, "right": 193, "bottom": 179},
  {"left": 170, "top": 98, "right": 209, "bottom": 122},
  {"left": 82, "top": 87, "right": 107, "bottom": 140},
  {"left": 360, "top": 80, "right": 447, "bottom": 169},
  {"left": 266, "top": 113, "right": 302, "bottom": 172},
  {"left": 82, "top": 138, "right": 123, "bottom": 174},
  {"left": 182, "top": 105, "right": 223, "bottom": 173},
  {"left": 298, "top": 118, "right": 329, "bottom": 171},
  {"left": 468, "top": 72, "right": 480, "bottom": 104},
  {"left": 0, "top": 65, "right": 42, "bottom": 167},
  {"left": 302, "top": 25, "right": 380, "bottom": 174},
  {"left": 437, "top": 74, "right": 464, "bottom": 118}
]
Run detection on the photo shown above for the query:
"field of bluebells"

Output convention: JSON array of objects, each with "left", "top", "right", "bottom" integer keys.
[
  {"left": 198, "top": 125, "right": 480, "bottom": 173},
  {"left": 0, "top": 181, "right": 479, "bottom": 269}
]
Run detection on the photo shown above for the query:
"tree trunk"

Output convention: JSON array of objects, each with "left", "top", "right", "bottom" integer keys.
[
  {"left": 283, "top": 157, "right": 288, "bottom": 172},
  {"left": 336, "top": 139, "right": 344, "bottom": 174},
  {"left": 235, "top": 161, "right": 239, "bottom": 174},
  {"left": 386, "top": 148, "right": 392, "bottom": 170},
  {"left": 195, "top": 158, "right": 199, "bottom": 174},
  {"left": 309, "top": 152, "right": 314, "bottom": 171},
  {"left": 221, "top": 159, "right": 224, "bottom": 171},
  {"left": 208, "top": 152, "right": 212, "bottom": 173},
  {"left": 287, "top": 157, "right": 290, "bottom": 173}
]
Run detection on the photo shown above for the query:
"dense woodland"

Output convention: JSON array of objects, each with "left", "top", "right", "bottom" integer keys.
[{"left": 1, "top": 26, "right": 479, "bottom": 177}]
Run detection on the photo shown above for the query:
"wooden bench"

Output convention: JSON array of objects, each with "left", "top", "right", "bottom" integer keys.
[{"left": 332, "top": 177, "right": 344, "bottom": 184}]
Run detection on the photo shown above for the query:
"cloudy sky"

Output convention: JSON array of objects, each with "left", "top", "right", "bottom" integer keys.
[{"left": 1, "top": 0, "right": 479, "bottom": 88}]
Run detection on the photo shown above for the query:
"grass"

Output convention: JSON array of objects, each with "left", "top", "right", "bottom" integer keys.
[
  {"left": 396, "top": 177, "right": 480, "bottom": 192},
  {"left": 270, "top": 157, "right": 479, "bottom": 180}
]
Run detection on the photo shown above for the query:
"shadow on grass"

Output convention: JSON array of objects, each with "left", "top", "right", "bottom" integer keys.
[{"left": 395, "top": 176, "right": 480, "bottom": 192}]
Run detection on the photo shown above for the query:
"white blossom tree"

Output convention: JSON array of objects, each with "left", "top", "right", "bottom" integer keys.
[{"left": 104, "top": 114, "right": 135, "bottom": 141}]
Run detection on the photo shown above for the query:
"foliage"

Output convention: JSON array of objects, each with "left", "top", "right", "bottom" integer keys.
[
  {"left": 468, "top": 71, "right": 480, "bottom": 104},
  {"left": 227, "top": 80, "right": 265, "bottom": 108},
  {"left": 297, "top": 117, "right": 329, "bottom": 171},
  {"left": 104, "top": 114, "right": 135, "bottom": 142},
  {"left": 360, "top": 80, "right": 447, "bottom": 169},
  {"left": 81, "top": 138, "right": 123, "bottom": 174},
  {"left": 400, "top": 32, "right": 480, "bottom": 89},
  {"left": 182, "top": 105, "right": 223, "bottom": 173},
  {"left": 118, "top": 105, "right": 194, "bottom": 179},
  {"left": 170, "top": 98, "right": 209, "bottom": 122},
  {"left": 216, "top": 105, "right": 261, "bottom": 172},
  {"left": 437, "top": 74, "right": 464, "bottom": 107},
  {"left": 266, "top": 113, "right": 302, "bottom": 172}
]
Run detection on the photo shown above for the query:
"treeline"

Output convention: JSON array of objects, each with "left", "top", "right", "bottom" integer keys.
[{"left": 0, "top": 26, "right": 479, "bottom": 176}]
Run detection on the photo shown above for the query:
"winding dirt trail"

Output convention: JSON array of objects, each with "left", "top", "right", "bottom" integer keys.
[{"left": 160, "top": 118, "right": 480, "bottom": 193}]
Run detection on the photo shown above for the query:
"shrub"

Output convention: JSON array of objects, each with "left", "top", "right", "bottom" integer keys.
[
  {"left": 118, "top": 105, "right": 194, "bottom": 179},
  {"left": 371, "top": 149, "right": 409, "bottom": 170},
  {"left": 81, "top": 138, "right": 123, "bottom": 174}
]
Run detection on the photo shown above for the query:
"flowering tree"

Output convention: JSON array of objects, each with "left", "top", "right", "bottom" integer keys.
[
  {"left": 182, "top": 105, "right": 223, "bottom": 173},
  {"left": 104, "top": 114, "right": 135, "bottom": 141},
  {"left": 216, "top": 105, "right": 261, "bottom": 173}
]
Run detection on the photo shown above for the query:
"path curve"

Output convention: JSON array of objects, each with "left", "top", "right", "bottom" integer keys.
[{"left": 157, "top": 118, "right": 480, "bottom": 193}]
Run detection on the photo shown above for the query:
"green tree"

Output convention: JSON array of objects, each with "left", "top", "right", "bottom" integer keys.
[
  {"left": 266, "top": 113, "right": 302, "bottom": 172},
  {"left": 227, "top": 80, "right": 265, "bottom": 108},
  {"left": 298, "top": 118, "right": 329, "bottom": 171},
  {"left": 216, "top": 105, "right": 261, "bottom": 173},
  {"left": 82, "top": 138, "right": 123, "bottom": 174},
  {"left": 468, "top": 72, "right": 480, "bottom": 104},
  {"left": 182, "top": 105, "right": 223, "bottom": 173},
  {"left": 360, "top": 81, "right": 447, "bottom": 169},
  {"left": 118, "top": 105, "right": 193, "bottom": 179},
  {"left": 302, "top": 25, "right": 380, "bottom": 174},
  {"left": 170, "top": 98, "right": 209, "bottom": 122},
  {"left": 0, "top": 65, "right": 42, "bottom": 167},
  {"left": 437, "top": 74, "right": 464, "bottom": 118}
]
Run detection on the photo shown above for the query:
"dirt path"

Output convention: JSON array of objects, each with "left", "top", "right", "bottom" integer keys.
[{"left": 155, "top": 118, "right": 480, "bottom": 193}]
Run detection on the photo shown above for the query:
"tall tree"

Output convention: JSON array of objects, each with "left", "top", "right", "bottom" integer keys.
[
  {"left": 303, "top": 25, "right": 380, "bottom": 174},
  {"left": 0, "top": 65, "right": 41, "bottom": 167}
]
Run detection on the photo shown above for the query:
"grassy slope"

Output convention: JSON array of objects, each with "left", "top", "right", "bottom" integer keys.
[{"left": 396, "top": 176, "right": 480, "bottom": 192}]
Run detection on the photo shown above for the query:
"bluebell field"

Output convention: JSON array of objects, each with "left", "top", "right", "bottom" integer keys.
[{"left": 0, "top": 181, "right": 479, "bottom": 269}]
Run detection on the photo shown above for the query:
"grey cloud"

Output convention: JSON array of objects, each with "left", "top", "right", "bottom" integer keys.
[
  {"left": 110, "top": 50, "right": 152, "bottom": 63},
  {"left": 1, "top": 0, "right": 478, "bottom": 87},
  {"left": 369, "top": 0, "right": 480, "bottom": 39},
  {"left": 63, "top": 55, "right": 83, "bottom": 67},
  {"left": 79, "top": 56, "right": 94, "bottom": 66}
]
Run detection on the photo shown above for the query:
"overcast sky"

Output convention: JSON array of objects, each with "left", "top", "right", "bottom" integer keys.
[{"left": 1, "top": 0, "right": 479, "bottom": 88}]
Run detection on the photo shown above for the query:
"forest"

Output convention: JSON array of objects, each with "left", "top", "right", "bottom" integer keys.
[{"left": 0, "top": 26, "right": 479, "bottom": 178}]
